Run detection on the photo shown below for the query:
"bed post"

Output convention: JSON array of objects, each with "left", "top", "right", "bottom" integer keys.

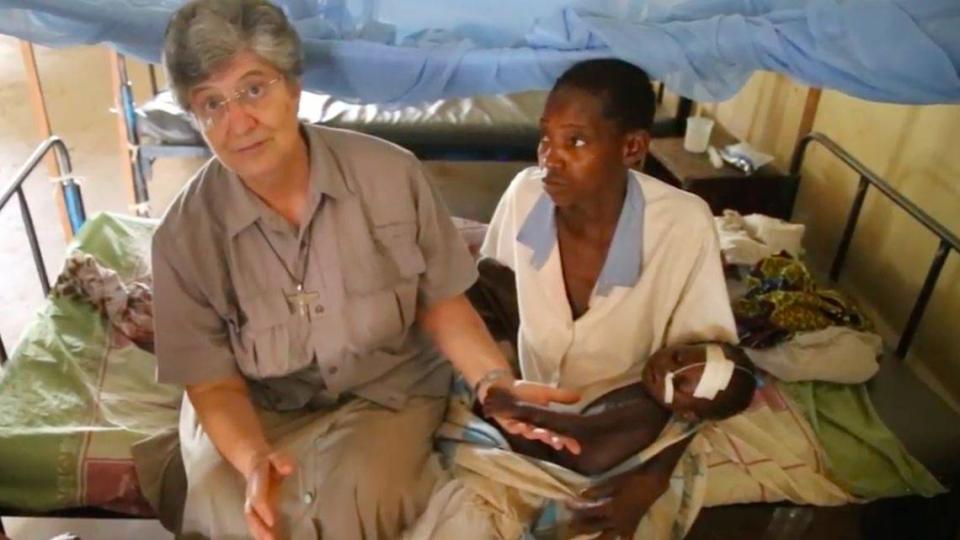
[
  {"left": 795, "top": 87, "right": 822, "bottom": 145},
  {"left": 19, "top": 40, "right": 75, "bottom": 240},
  {"left": 782, "top": 86, "right": 822, "bottom": 221},
  {"left": 108, "top": 50, "right": 151, "bottom": 216},
  {"left": 147, "top": 64, "right": 160, "bottom": 98}
]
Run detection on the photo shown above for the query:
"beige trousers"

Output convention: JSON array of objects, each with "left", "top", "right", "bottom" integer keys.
[{"left": 177, "top": 395, "right": 447, "bottom": 540}]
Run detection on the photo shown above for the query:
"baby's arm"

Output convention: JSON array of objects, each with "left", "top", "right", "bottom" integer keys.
[{"left": 484, "top": 385, "right": 670, "bottom": 475}]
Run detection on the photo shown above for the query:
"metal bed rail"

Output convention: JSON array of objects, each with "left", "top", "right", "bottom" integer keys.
[
  {"left": 789, "top": 131, "right": 960, "bottom": 359},
  {"left": 114, "top": 53, "right": 152, "bottom": 211},
  {"left": 0, "top": 136, "right": 86, "bottom": 365}
]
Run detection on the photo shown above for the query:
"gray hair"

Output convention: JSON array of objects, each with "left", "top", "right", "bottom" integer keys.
[{"left": 163, "top": 0, "right": 304, "bottom": 110}]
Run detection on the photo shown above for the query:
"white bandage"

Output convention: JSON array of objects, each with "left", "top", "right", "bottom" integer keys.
[
  {"left": 663, "top": 345, "right": 737, "bottom": 404},
  {"left": 664, "top": 372, "right": 676, "bottom": 404},
  {"left": 692, "top": 345, "right": 736, "bottom": 400}
]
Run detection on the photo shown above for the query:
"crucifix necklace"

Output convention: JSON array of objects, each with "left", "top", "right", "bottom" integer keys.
[{"left": 255, "top": 222, "right": 320, "bottom": 319}]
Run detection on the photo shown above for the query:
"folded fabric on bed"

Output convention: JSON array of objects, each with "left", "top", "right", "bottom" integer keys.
[
  {"left": 780, "top": 380, "right": 945, "bottom": 499},
  {"left": 745, "top": 327, "right": 881, "bottom": 384},
  {"left": 715, "top": 210, "right": 806, "bottom": 266}
]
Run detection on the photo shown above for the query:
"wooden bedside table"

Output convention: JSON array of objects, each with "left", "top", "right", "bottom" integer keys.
[{"left": 642, "top": 129, "right": 799, "bottom": 220}]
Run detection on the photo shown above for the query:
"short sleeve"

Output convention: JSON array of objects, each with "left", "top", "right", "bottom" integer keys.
[
  {"left": 664, "top": 208, "right": 738, "bottom": 346},
  {"left": 152, "top": 233, "right": 239, "bottom": 385},
  {"left": 479, "top": 170, "right": 522, "bottom": 270},
  {"left": 408, "top": 162, "right": 479, "bottom": 307}
]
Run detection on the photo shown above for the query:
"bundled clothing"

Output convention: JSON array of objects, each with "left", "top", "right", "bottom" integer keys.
[
  {"left": 733, "top": 254, "right": 872, "bottom": 349},
  {"left": 52, "top": 251, "right": 154, "bottom": 352}
]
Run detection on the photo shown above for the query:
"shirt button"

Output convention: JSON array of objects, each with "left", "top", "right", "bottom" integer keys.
[
  {"left": 314, "top": 304, "right": 324, "bottom": 314},
  {"left": 303, "top": 491, "right": 315, "bottom": 504},
  {"left": 328, "top": 366, "right": 338, "bottom": 375}
]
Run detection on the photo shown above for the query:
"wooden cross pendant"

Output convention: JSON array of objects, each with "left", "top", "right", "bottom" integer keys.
[{"left": 286, "top": 283, "right": 320, "bottom": 319}]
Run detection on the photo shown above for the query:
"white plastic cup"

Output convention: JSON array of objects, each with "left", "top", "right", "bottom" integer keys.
[{"left": 683, "top": 117, "right": 715, "bottom": 153}]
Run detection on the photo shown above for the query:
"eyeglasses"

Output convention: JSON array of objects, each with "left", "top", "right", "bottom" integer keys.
[{"left": 193, "top": 77, "right": 283, "bottom": 130}]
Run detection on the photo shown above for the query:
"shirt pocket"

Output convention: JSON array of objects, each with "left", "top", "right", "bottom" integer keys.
[
  {"left": 229, "top": 293, "right": 307, "bottom": 379},
  {"left": 344, "top": 222, "right": 426, "bottom": 349},
  {"left": 375, "top": 222, "right": 426, "bottom": 280},
  {"left": 375, "top": 221, "right": 426, "bottom": 331}
]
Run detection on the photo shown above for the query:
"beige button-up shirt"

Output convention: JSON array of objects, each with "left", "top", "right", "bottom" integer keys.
[{"left": 152, "top": 124, "right": 477, "bottom": 411}]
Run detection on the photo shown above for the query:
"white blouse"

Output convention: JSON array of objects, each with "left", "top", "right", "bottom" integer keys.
[{"left": 480, "top": 167, "right": 737, "bottom": 389}]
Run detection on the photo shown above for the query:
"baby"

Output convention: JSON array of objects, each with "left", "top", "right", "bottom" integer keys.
[{"left": 483, "top": 342, "right": 757, "bottom": 475}]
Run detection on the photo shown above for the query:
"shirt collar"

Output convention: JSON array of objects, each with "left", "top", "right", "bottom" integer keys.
[
  {"left": 516, "top": 173, "right": 646, "bottom": 296},
  {"left": 223, "top": 124, "right": 350, "bottom": 238},
  {"left": 515, "top": 190, "right": 555, "bottom": 269},
  {"left": 595, "top": 178, "right": 645, "bottom": 295}
]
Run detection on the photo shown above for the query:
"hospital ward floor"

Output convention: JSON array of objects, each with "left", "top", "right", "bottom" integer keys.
[{"left": 2, "top": 37, "right": 958, "bottom": 540}]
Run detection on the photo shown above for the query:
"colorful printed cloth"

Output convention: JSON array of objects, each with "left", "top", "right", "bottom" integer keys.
[{"left": 733, "top": 255, "right": 872, "bottom": 348}]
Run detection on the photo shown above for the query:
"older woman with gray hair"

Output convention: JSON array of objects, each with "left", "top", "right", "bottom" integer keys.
[{"left": 152, "top": 1, "right": 579, "bottom": 539}]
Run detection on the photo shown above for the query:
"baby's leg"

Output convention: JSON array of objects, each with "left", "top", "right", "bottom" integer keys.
[
  {"left": 473, "top": 400, "right": 559, "bottom": 463},
  {"left": 484, "top": 384, "right": 670, "bottom": 475}
]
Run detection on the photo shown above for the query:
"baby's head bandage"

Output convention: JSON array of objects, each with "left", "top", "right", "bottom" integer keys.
[{"left": 664, "top": 345, "right": 738, "bottom": 404}]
